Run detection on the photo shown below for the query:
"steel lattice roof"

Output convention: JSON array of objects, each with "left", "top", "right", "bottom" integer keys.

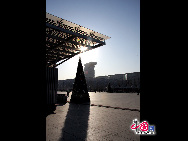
[{"left": 46, "top": 12, "right": 111, "bottom": 67}]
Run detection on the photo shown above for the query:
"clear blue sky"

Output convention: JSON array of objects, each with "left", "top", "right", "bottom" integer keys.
[{"left": 46, "top": 0, "right": 140, "bottom": 80}]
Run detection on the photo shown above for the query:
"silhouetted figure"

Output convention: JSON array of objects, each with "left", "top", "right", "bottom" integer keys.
[
  {"left": 137, "top": 88, "right": 140, "bottom": 95},
  {"left": 107, "top": 83, "right": 112, "bottom": 93}
]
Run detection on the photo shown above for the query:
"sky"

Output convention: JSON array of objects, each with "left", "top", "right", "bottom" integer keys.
[{"left": 46, "top": 0, "right": 140, "bottom": 80}]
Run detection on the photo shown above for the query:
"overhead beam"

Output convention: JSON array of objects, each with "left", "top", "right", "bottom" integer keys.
[
  {"left": 46, "top": 23, "right": 105, "bottom": 45},
  {"left": 46, "top": 34, "right": 76, "bottom": 52}
]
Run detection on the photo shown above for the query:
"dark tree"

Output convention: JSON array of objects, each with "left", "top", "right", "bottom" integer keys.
[{"left": 70, "top": 57, "right": 90, "bottom": 103}]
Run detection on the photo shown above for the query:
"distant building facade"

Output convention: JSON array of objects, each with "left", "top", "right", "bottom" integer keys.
[
  {"left": 58, "top": 62, "right": 140, "bottom": 92},
  {"left": 84, "top": 62, "right": 97, "bottom": 78},
  {"left": 108, "top": 74, "right": 126, "bottom": 88},
  {"left": 125, "top": 72, "right": 140, "bottom": 88},
  {"left": 58, "top": 79, "right": 74, "bottom": 91},
  {"left": 95, "top": 76, "right": 109, "bottom": 91}
]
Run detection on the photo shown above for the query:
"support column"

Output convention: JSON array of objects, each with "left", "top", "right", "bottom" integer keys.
[{"left": 46, "top": 67, "right": 58, "bottom": 116}]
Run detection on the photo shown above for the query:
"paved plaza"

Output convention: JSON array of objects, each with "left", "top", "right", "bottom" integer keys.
[{"left": 46, "top": 92, "right": 140, "bottom": 141}]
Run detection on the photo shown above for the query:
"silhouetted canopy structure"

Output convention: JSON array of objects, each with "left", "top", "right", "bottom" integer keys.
[{"left": 46, "top": 12, "right": 111, "bottom": 67}]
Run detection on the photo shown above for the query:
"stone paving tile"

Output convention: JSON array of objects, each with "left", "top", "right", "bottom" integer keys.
[
  {"left": 89, "top": 92, "right": 140, "bottom": 110},
  {"left": 46, "top": 92, "right": 140, "bottom": 141},
  {"left": 86, "top": 106, "right": 140, "bottom": 141}
]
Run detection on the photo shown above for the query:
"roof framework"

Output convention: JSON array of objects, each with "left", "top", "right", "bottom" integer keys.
[{"left": 46, "top": 13, "right": 110, "bottom": 68}]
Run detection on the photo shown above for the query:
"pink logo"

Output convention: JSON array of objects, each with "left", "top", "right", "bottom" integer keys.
[
  {"left": 131, "top": 119, "right": 155, "bottom": 135},
  {"left": 131, "top": 121, "right": 148, "bottom": 131}
]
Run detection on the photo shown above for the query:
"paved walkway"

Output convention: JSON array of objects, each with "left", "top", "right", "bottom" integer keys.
[{"left": 46, "top": 92, "right": 140, "bottom": 141}]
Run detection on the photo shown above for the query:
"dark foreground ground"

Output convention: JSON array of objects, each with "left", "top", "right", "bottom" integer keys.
[{"left": 46, "top": 92, "right": 140, "bottom": 141}]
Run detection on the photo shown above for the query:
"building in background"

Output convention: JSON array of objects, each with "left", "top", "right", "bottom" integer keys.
[
  {"left": 95, "top": 76, "right": 109, "bottom": 91},
  {"left": 58, "top": 61, "right": 140, "bottom": 93},
  {"left": 84, "top": 62, "right": 97, "bottom": 78},
  {"left": 125, "top": 72, "right": 140, "bottom": 88},
  {"left": 58, "top": 79, "right": 74, "bottom": 91},
  {"left": 58, "top": 72, "right": 140, "bottom": 93},
  {"left": 107, "top": 74, "right": 127, "bottom": 92}
]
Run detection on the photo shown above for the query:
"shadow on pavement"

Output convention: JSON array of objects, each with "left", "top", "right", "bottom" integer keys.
[{"left": 59, "top": 103, "right": 90, "bottom": 141}]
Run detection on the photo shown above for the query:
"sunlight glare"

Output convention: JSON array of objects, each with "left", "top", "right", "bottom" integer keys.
[
  {"left": 79, "top": 48, "right": 99, "bottom": 64},
  {"left": 80, "top": 46, "right": 87, "bottom": 52}
]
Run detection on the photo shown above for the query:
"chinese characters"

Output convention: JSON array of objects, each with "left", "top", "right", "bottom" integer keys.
[{"left": 131, "top": 119, "right": 155, "bottom": 135}]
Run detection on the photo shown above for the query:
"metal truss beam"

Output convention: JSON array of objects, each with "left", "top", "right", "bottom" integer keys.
[{"left": 46, "top": 23, "right": 105, "bottom": 45}]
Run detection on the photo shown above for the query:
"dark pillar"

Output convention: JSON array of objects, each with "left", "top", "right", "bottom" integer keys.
[{"left": 46, "top": 67, "right": 58, "bottom": 116}]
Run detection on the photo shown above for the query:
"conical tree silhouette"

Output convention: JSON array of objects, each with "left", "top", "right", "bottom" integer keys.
[{"left": 70, "top": 57, "right": 90, "bottom": 103}]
